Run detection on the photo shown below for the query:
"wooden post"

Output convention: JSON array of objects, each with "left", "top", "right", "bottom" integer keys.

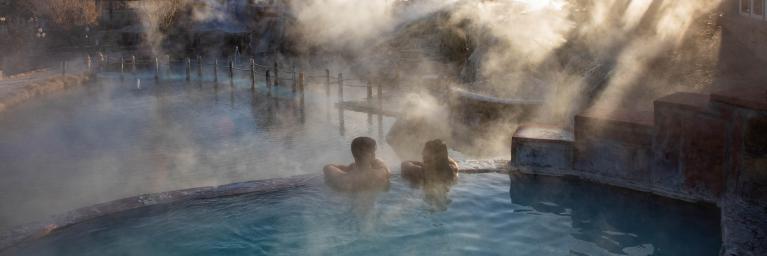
[
  {"left": 213, "top": 59, "right": 218, "bottom": 82},
  {"left": 197, "top": 56, "right": 202, "bottom": 79},
  {"left": 86, "top": 55, "right": 92, "bottom": 72},
  {"left": 266, "top": 69, "right": 272, "bottom": 95},
  {"left": 120, "top": 57, "right": 125, "bottom": 79},
  {"left": 338, "top": 74, "right": 345, "bottom": 136},
  {"left": 377, "top": 80, "right": 384, "bottom": 139},
  {"left": 154, "top": 57, "right": 160, "bottom": 80},
  {"left": 377, "top": 82, "right": 383, "bottom": 108},
  {"left": 338, "top": 73, "right": 344, "bottom": 102},
  {"left": 273, "top": 62, "right": 279, "bottom": 87},
  {"left": 228, "top": 60, "right": 234, "bottom": 87},
  {"left": 299, "top": 71, "right": 305, "bottom": 95},
  {"left": 292, "top": 65, "right": 296, "bottom": 93},
  {"left": 185, "top": 57, "right": 191, "bottom": 81},
  {"left": 165, "top": 55, "right": 171, "bottom": 76},
  {"left": 250, "top": 58, "right": 255, "bottom": 89},
  {"left": 61, "top": 60, "right": 66, "bottom": 76},
  {"left": 325, "top": 69, "right": 330, "bottom": 98},
  {"left": 131, "top": 55, "right": 136, "bottom": 75},
  {"left": 366, "top": 80, "right": 373, "bottom": 101}
]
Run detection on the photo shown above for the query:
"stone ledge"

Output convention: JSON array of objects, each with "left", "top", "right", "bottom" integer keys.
[
  {"left": 711, "top": 87, "right": 767, "bottom": 112},
  {"left": 512, "top": 125, "right": 574, "bottom": 170},
  {"left": 655, "top": 92, "right": 711, "bottom": 112},
  {"left": 512, "top": 124, "right": 574, "bottom": 144}
]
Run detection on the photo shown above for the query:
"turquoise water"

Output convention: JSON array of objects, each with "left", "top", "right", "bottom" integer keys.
[{"left": 4, "top": 173, "right": 720, "bottom": 256}]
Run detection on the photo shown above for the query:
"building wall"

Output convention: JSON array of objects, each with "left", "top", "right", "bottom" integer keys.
[{"left": 725, "top": 0, "right": 767, "bottom": 61}]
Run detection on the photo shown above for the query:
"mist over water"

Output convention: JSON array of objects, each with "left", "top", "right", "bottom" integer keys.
[
  {"left": 0, "top": 74, "right": 398, "bottom": 230},
  {"left": 0, "top": 0, "right": 733, "bottom": 235}
]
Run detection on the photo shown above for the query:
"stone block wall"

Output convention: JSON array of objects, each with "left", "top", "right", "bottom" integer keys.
[
  {"left": 573, "top": 109, "right": 654, "bottom": 188},
  {"left": 511, "top": 87, "right": 767, "bottom": 255},
  {"left": 709, "top": 87, "right": 767, "bottom": 256},
  {"left": 652, "top": 93, "right": 726, "bottom": 203}
]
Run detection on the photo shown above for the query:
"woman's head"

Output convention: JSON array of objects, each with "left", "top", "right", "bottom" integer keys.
[{"left": 422, "top": 139, "right": 448, "bottom": 165}]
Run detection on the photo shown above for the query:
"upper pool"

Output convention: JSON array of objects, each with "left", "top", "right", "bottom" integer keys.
[{"left": 3, "top": 173, "right": 720, "bottom": 255}]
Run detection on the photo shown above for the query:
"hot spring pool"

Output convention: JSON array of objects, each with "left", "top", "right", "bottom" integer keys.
[
  {"left": 3, "top": 173, "right": 720, "bottom": 255},
  {"left": 0, "top": 74, "right": 399, "bottom": 230}
]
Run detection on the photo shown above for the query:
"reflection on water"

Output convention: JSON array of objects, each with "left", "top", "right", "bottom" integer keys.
[
  {"left": 508, "top": 173, "right": 721, "bottom": 255},
  {"left": 0, "top": 75, "right": 397, "bottom": 230},
  {"left": 4, "top": 173, "right": 721, "bottom": 256}
]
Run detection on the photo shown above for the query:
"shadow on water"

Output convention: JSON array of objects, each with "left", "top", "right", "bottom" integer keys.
[{"left": 507, "top": 172, "right": 721, "bottom": 255}]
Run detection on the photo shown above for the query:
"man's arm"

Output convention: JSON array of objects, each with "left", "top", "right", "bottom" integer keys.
[{"left": 323, "top": 164, "right": 355, "bottom": 191}]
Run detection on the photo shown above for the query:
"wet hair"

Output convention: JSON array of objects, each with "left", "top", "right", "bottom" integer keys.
[
  {"left": 423, "top": 139, "right": 448, "bottom": 159},
  {"left": 423, "top": 139, "right": 452, "bottom": 179},
  {"left": 351, "top": 137, "right": 377, "bottom": 161}
]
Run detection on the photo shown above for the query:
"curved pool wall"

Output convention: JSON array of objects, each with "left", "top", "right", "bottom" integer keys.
[
  {"left": 0, "top": 160, "right": 509, "bottom": 252},
  {"left": 0, "top": 169, "right": 722, "bottom": 255},
  {"left": 509, "top": 89, "right": 767, "bottom": 255}
]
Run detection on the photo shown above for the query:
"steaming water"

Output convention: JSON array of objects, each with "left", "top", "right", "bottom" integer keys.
[
  {"left": 3, "top": 173, "right": 720, "bottom": 255},
  {"left": 0, "top": 73, "right": 398, "bottom": 231}
]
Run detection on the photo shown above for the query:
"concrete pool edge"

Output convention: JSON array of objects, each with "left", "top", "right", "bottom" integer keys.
[
  {"left": 0, "top": 160, "right": 511, "bottom": 252},
  {"left": 0, "top": 174, "right": 320, "bottom": 252},
  {"left": 0, "top": 158, "right": 739, "bottom": 254}
]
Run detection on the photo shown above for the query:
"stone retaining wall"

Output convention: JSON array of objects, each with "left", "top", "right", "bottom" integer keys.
[{"left": 511, "top": 88, "right": 767, "bottom": 255}]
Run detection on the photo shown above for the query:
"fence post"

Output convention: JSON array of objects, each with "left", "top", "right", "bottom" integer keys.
[
  {"left": 154, "top": 57, "right": 160, "bottom": 80},
  {"left": 367, "top": 80, "right": 373, "bottom": 101},
  {"left": 292, "top": 65, "right": 296, "bottom": 93},
  {"left": 266, "top": 69, "right": 272, "bottom": 95},
  {"left": 197, "top": 56, "right": 202, "bottom": 79},
  {"left": 377, "top": 82, "right": 383, "bottom": 110},
  {"left": 120, "top": 57, "right": 125, "bottom": 79},
  {"left": 61, "top": 60, "right": 66, "bottom": 76},
  {"left": 299, "top": 71, "right": 305, "bottom": 104},
  {"left": 229, "top": 60, "right": 234, "bottom": 87},
  {"left": 213, "top": 59, "right": 218, "bottom": 82},
  {"left": 186, "top": 57, "right": 192, "bottom": 81},
  {"left": 250, "top": 58, "right": 255, "bottom": 89},
  {"left": 274, "top": 62, "right": 279, "bottom": 87},
  {"left": 338, "top": 73, "right": 344, "bottom": 102},
  {"left": 299, "top": 71, "right": 305, "bottom": 95},
  {"left": 325, "top": 69, "right": 330, "bottom": 98},
  {"left": 86, "top": 55, "right": 92, "bottom": 72},
  {"left": 131, "top": 55, "right": 136, "bottom": 75}
]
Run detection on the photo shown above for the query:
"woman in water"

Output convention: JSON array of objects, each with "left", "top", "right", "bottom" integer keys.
[{"left": 401, "top": 139, "right": 459, "bottom": 211}]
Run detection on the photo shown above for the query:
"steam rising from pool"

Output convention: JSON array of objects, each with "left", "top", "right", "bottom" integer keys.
[{"left": 0, "top": 76, "right": 398, "bottom": 231}]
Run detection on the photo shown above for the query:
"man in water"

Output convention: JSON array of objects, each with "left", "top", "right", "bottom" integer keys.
[
  {"left": 401, "top": 139, "right": 459, "bottom": 211},
  {"left": 323, "top": 137, "right": 390, "bottom": 191}
]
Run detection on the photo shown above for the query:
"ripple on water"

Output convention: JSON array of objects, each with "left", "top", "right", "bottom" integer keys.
[{"left": 4, "top": 173, "right": 720, "bottom": 256}]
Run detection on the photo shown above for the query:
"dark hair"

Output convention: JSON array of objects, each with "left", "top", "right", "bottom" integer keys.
[
  {"left": 351, "top": 137, "right": 377, "bottom": 161},
  {"left": 424, "top": 139, "right": 448, "bottom": 158}
]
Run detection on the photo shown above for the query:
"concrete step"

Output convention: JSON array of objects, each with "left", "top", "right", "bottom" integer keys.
[{"left": 511, "top": 124, "right": 574, "bottom": 171}]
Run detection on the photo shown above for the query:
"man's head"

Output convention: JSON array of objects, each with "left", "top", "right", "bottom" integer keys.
[{"left": 351, "top": 137, "right": 377, "bottom": 163}]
